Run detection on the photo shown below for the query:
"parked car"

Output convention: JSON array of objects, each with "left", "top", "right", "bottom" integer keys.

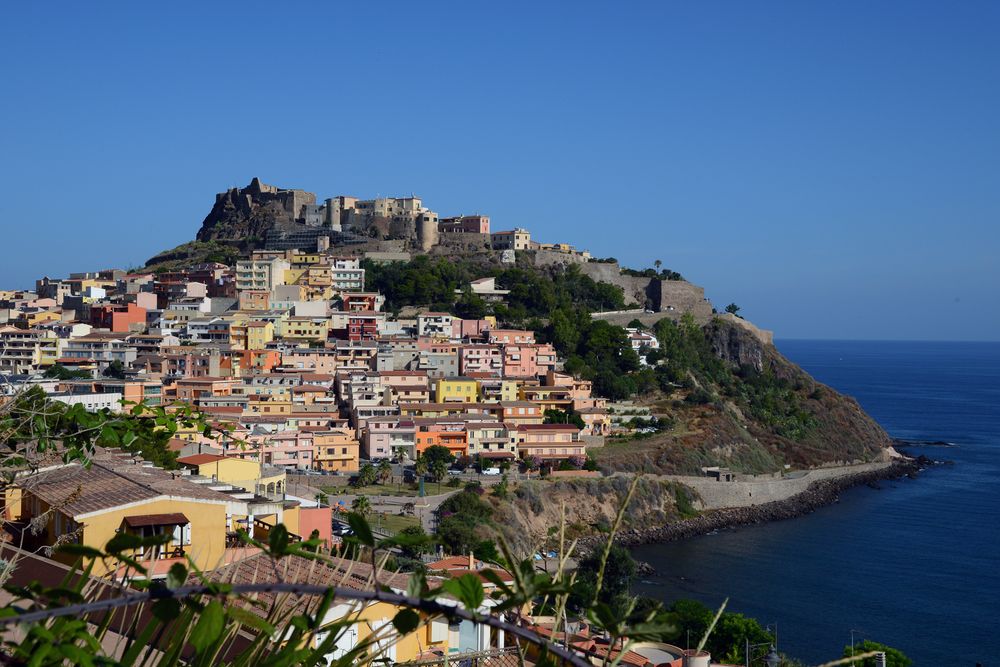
[
  {"left": 482, "top": 467, "right": 501, "bottom": 476},
  {"left": 332, "top": 521, "right": 354, "bottom": 537},
  {"left": 447, "top": 468, "right": 465, "bottom": 476}
]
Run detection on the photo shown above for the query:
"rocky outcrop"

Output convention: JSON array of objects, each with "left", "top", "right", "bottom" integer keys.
[
  {"left": 706, "top": 317, "right": 767, "bottom": 371},
  {"left": 196, "top": 178, "right": 313, "bottom": 243}
]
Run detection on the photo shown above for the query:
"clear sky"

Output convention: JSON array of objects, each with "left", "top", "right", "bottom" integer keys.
[{"left": 1, "top": 2, "right": 997, "bottom": 340}]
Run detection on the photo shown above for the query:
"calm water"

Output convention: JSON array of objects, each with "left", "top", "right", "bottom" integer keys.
[{"left": 632, "top": 340, "right": 1000, "bottom": 666}]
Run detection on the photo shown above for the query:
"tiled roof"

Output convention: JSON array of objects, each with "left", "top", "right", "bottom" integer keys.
[
  {"left": 176, "top": 454, "right": 228, "bottom": 465},
  {"left": 200, "top": 552, "right": 428, "bottom": 617},
  {"left": 19, "top": 450, "right": 236, "bottom": 518}
]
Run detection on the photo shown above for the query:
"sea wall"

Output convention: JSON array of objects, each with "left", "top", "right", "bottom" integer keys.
[
  {"left": 577, "top": 458, "right": 921, "bottom": 551},
  {"left": 655, "top": 461, "right": 893, "bottom": 510}
]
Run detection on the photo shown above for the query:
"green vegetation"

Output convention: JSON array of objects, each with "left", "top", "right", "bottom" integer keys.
[
  {"left": 43, "top": 363, "right": 91, "bottom": 380},
  {"left": 621, "top": 265, "right": 684, "bottom": 281},
  {"left": 0, "top": 387, "right": 183, "bottom": 472},
  {"left": 842, "top": 640, "right": 912, "bottom": 667},
  {"left": 103, "top": 359, "right": 127, "bottom": 379},
  {"left": 324, "top": 483, "right": 421, "bottom": 497},
  {"left": 362, "top": 255, "right": 626, "bottom": 318},
  {"left": 569, "top": 543, "right": 637, "bottom": 617},
  {"left": 732, "top": 366, "right": 816, "bottom": 440},
  {"left": 144, "top": 238, "right": 241, "bottom": 270},
  {"left": 436, "top": 486, "right": 499, "bottom": 560},
  {"left": 543, "top": 408, "right": 585, "bottom": 429},
  {"left": 667, "top": 598, "right": 775, "bottom": 664}
]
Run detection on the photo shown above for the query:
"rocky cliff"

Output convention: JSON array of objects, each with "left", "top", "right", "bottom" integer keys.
[
  {"left": 196, "top": 177, "right": 310, "bottom": 243},
  {"left": 596, "top": 318, "right": 894, "bottom": 475}
]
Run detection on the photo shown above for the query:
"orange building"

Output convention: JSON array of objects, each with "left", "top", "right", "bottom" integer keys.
[
  {"left": 90, "top": 302, "right": 147, "bottom": 333},
  {"left": 415, "top": 423, "right": 468, "bottom": 457}
]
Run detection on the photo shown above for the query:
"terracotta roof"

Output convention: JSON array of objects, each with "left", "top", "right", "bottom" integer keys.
[
  {"left": 176, "top": 454, "right": 228, "bottom": 465},
  {"left": 18, "top": 451, "right": 235, "bottom": 518},
  {"left": 199, "top": 551, "right": 428, "bottom": 618}
]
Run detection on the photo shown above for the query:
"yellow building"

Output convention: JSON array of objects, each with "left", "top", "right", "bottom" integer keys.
[
  {"left": 10, "top": 451, "right": 236, "bottom": 576},
  {"left": 313, "top": 429, "right": 361, "bottom": 472},
  {"left": 435, "top": 377, "right": 480, "bottom": 403},
  {"left": 246, "top": 320, "right": 275, "bottom": 350},
  {"left": 281, "top": 316, "right": 330, "bottom": 343},
  {"left": 175, "top": 453, "right": 284, "bottom": 496}
]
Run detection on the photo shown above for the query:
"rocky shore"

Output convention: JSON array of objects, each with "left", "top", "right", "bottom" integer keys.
[{"left": 580, "top": 457, "right": 928, "bottom": 552}]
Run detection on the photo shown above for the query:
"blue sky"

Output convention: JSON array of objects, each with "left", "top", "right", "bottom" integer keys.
[{"left": 1, "top": 2, "right": 997, "bottom": 340}]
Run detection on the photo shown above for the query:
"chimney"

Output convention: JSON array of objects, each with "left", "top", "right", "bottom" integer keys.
[{"left": 469, "top": 552, "right": 475, "bottom": 570}]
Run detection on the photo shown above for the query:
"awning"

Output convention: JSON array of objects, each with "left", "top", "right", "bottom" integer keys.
[
  {"left": 123, "top": 513, "right": 189, "bottom": 528},
  {"left": 478, "top": 451, "right": 516, "bottom": 459}
]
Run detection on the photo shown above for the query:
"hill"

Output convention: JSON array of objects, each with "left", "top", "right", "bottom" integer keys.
[{"left": 143, "top": 178, "right": 893, "bottom": 475}]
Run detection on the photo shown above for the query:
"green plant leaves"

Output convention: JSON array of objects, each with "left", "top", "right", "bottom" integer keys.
[
  {"left": 166, "top": 562, "right": 188, "bottom": 589},
  {"left": 268, "top": 524, "right": 290, "bottom": 557},
  {"left": 190, "top": 599, "right": 225, "bottom": 652},
  {"left": 392, "top": 609, "right": 420, "bottom": 634},
  {"left": 440, "top": 573, "right": 484, "bottom": 611},
  {"left": 346, "top": 512, "right": 374, "bottom": 547}
]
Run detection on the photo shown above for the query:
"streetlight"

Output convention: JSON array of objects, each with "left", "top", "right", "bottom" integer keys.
[
  {"left": 743, "top": 639, "right": 781, "bottom": 667},
  {"left": 746, "top": 641, "right": 781, "bottom": 667}
]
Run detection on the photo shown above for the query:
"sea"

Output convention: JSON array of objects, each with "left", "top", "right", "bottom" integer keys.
[{"left": 631, "top": 340, "right": 1000, "bottom": 666}]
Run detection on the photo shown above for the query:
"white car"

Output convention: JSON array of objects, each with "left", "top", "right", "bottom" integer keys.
[{"left": 482, "top": 467, "right": 501, "bottom": 476}]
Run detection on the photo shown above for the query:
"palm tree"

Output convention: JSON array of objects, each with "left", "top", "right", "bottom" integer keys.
[
  {"left": 355, "top": 463, "right": 377, "bottom": 488},
  {"left": 351, "top": 495, "right": 371, "bottom": 516},
  {"left": 654, "top": 259, "right": 662, "bottom": 271},
  {"left": 377, "top": 459, "right": 393, "bottom": 484},
  {"left": 429, "top": 459, "right": 448, "bottom": 483},
  {"left": 414, "top": 457, "right": 428, "bottom": 478}
]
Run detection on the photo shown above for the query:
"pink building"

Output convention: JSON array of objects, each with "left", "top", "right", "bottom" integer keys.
[
  {"left": 501, "top": 343, "right": 556, "bottom": 378},
  {"left": 296, "top": 506, "right": 333, "bottom": 545},
  {"left": 281, "top": 347, "right": 339, "bottom": 374},
  {"left": 459, "top": 344, "right": 503, "bottom": 376},
  {"left": 238, "top": 431, "right": 315, "bottom": 470},
  {"left": 488, "top": 329, "right": 536, "bottom": 345},
  {"left": 452, "top": 318, "right": 492, "bottom": 340},
  {"left": 516, "top": 423, "right": 584, "bottom": 461}
]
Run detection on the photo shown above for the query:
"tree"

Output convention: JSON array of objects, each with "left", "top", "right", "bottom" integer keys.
[
  {"left": 724, "top": 303, "right": 741, "bottom": 317},
  {"left": 436, "top": 488, "right": 497, "bottom": 557},
  {"left": 422, "top": 445, "right": 455, "bottom": 469},
  {"left": 376, "top": 459, "right": 392, "bottom": 484},
  {"left": 396, "top": 525, "right": 432, "bottom": 560},
  {"left": 103, "top": 359, "right": 127, "bottom": 379},
  {"left": 354, "top": 463, "right": 377, "bottom": 488},
  {"left": 43, "top": 363, "right": 91, "bottom": 380},
  {"left": 842, "top": 641, "right": 912, "bottom": 667},
  {"left": 569, "top": 543, "right": 637, "bottom": 616},
  {"left": 429, "top": 459, "right": 448, "bottom": 483},
  {"left": 351, "top": 495, "right": 372, "bottom": 516},
  {"left": 654, "top": 259, "right": 662, "bottom": 270}
]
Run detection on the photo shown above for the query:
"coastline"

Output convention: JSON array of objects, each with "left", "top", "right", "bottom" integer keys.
[{"left": 579, "top": 457, "right": 924, "bottom": 552}]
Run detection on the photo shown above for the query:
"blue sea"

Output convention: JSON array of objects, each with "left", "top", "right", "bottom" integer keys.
[{"left": 632, "top": 340, "right": 1000, "bottom": 666}]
